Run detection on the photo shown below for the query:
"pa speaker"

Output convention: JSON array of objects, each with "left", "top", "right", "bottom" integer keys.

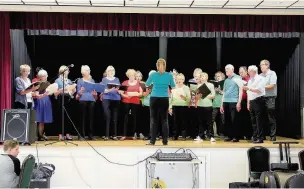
[{"left": 1, "top": 109, "right": 37, "bottom": 144}]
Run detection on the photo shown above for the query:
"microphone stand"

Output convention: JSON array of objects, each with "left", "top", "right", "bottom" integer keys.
[{"left": 45, "top": 66, "right": 78, "bottom": 146}]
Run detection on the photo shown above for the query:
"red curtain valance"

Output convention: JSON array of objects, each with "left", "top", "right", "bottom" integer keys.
[{"left": 10, "top": 12, "right": 304, "bottom": 33}]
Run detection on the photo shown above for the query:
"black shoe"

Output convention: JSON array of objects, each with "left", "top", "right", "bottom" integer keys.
[
  {"left": 88, "top": 136, "right": 97, "bottom": 140},
  {"left": 146, "top": 142, "right": 155, "bottom": 145},
  {"left": 224, "top": 138, "right": 232, "bottom": 142},
  {"left": 232, "top": 138, "right": 239, "bottom": 142},
  {"left": 270, "top": 136, "right": 276, "bottom": 141},
  {"left": 253, "top": 139, "right": 264, "bottom": 143}
]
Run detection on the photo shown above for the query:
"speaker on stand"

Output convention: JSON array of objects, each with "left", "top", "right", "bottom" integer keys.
[{"left": 1, "top": 109, "right": 37, "bottom": 145}]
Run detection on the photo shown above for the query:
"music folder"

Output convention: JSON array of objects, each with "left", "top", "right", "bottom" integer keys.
[
  {"left": 83, "top": 81, "right": 105, "bottom": 93},
  {"left": 107, "top": 83, "right": 128, "bottom": 91},
  {"left": 25, "top": 81, "right": 42, "bottom": 90},
  {"left": 209, "top": 80, "right": 225, "bottom": 89},
  {"left": 140, "top": 83, "right": 153, "bottom": 92},
  {"left": 37, "top": 82, "right": 50, "bottom": 92},
  {"left": 197, "top": 83, "right": 211, "bottom": 99}
]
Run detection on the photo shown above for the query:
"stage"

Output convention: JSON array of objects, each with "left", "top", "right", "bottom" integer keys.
[
  {"left": 34, "top": 136, "right": 304, "bottom": 148},
  {"left": 6, "top": 137, "right": 304, "bottom": 188}
]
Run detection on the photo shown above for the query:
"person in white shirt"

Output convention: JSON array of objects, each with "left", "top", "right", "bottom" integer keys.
[
  {"left": 243, "top": 65, "right": 266, "bottom": 143},
  {"left": 260, "top": 59, "right": 277, "bottom": 141}
]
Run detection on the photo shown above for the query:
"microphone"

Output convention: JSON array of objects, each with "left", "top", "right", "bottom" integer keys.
[
  {"left": 72, "top": 78, "right": 80, "bottom": 83},
  {"left": 68, "top": 64, "right": 74, "bottom": 68}
]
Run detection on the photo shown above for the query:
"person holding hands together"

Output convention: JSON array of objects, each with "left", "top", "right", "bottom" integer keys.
[
  {"left": 119, "top": 69, "right": 143, "bottom": 140},
  {"left": 169, "top": 73, "right": 190, "bottom": 140},
  {"left": 101, "top": 65, "right": 121, "bottom": 140},
  {"left": 76, "top": 65, "right": 97, "bottom": 140}
]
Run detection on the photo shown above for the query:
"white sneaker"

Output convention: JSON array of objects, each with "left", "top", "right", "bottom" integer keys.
[
  {"left": 194, "top": 136, "right": 202, "bottom": 141},
  {"left": 139, "top": 133, "right": 145, "bottom": 140},
  {"left": 133, "top": 133, "right": 138, "bottom": 140},
  {"left": 210, "top": 137, "right": 216, "bottom": 142}
]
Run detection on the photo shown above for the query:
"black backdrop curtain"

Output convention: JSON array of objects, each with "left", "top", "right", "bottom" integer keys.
[
  {"left": 167, "top": 38, "right": 217, "bottom": 77},
  {"left": 221, "top": 38, "right": 300, "bottom": 138},
  {"left": 277, "top": 44, "right": 301, "bottom": 138}
]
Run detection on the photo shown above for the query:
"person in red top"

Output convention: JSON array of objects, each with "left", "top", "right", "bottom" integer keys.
[
  {"left": 119, "top": 69, "right": 143, "bottom": 140},
  {"left": 32, "top": 67, "right": 42, "bottom": 83},
  {"left": 238, "top": 66, "right": 252, "bottom": 140}
]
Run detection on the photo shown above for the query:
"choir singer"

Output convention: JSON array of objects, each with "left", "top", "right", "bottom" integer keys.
[{"left": 243, "top": 65, "right": 266, "bottom": 143}]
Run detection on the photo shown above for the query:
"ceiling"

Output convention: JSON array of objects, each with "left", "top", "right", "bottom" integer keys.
[{"left": 0, "top": 0, "right": 304, "bottom": 9}]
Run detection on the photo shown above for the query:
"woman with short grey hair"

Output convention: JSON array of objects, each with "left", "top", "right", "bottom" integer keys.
[
  {"left": 76, "top": 65, "right": 97, "bottom": 140},
  {"left": 33, "top": 69, "right": 52, "bottom": 141}
]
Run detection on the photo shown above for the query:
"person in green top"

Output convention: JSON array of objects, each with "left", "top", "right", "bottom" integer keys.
[
  {"left": 168, "top": 73, "right": 191, "bottom": 140},
  {"left": 212, "top": 71, "right": 225, "bottom": 138},
  {"left": 137, "top": 70, "right": 156, "bottom": 140},
  {"left": 193, "top": 72, "right": 216, "bottom": 142}
]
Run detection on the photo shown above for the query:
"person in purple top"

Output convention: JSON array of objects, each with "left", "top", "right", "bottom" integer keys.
[
  {"left": 76, "top": 65, "right": 97, "bottom": 140},
  {"left": 101, "top": 65, "right": 121, "bottom": 140}
]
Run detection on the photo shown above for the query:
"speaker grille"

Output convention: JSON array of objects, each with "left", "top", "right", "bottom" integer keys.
[{"left": 1, "top": 109, "right": 30, "bottom": 142}]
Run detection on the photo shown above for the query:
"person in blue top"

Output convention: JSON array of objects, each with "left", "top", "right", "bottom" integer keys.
[
  {"left": 145, "top": 58, "right": 176, "bottom": 145},
  {"left": 101, "top": 65, "right": 121, "bottom": 141},
  {"left": 54, "top": 65, "right": 75, "bottom": 141},
  {"left": 220, "top": 64, "right": 243, "bottom": 143},
  {"left": 76, "top": 65, "right": 97, "bottom": 140}
]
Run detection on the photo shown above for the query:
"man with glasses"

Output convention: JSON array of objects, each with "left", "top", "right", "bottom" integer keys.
[{"left": 259, "top": 60, "right": 277, "bottom": 141}]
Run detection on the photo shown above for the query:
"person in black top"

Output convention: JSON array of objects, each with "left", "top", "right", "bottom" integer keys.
[{"left": 0, "top": 140, "right": 21, "bottom": 188}]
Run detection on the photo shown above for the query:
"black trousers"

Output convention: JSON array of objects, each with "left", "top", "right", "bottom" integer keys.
[
  {"left": 102, "top": 99, "right": 120, "bottom": 137},
  {"left": 79, "top": 101, "right": 95, "bottom": 137},
  {"left": 212, "top": 107, "right": 224, "bottom": 136},
  {"left": 223, "top": 102, "right": 238, "bottom": 139},
  {"left": 172, "top": 106, "right": 188, "bottom": 138},
  {"left": 188, "top": 106, "right": 198, "bottom": 138},
  {"left": 140, "top": 105, "right": 151, "bottom": 136},
  {"left": 264, "top": 96, "right": 277, "bottom": 137},
  {"left": 149, "top": 97, "right": 169, "bottom": 144},
  {"left": 196, "top": 107, "right": 213, "bottom": 138},
  {"left": 14, "top": 102, "right": 32, "bottom": 109},
  {"left": 250, "top": 97, "right": 266, "bottom": 141},
  {"left": 56, "top": 94, "right": 73, "bottom": 135},
  {"left": 122, "top": 102, "right": 140, "bottom": 136},
  {"left": 239, "top": 99, "right": 252, "bottom": 139}
]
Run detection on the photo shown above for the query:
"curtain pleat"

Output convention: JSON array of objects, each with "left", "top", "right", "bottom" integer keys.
[
  {"left": 10, "top": 30, "right": 32, "bottom": 80},
  {"left": 0, "top": 12, "right": 12, "bottom": 124},
  {"left": 277, "top": 44, "right": 301, "bottom": 138}
]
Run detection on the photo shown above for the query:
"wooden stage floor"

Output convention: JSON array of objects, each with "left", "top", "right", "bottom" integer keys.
[{"left": 34, "top": 136, "right": 304, "bottom": 148}]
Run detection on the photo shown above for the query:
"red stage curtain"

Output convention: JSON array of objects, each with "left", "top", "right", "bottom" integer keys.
[
  {"left": 0, "top": 12, "right": 12, "bottom": 123},
  {"left": 10, "top": 12, "right": 304, "bottom": 32}
]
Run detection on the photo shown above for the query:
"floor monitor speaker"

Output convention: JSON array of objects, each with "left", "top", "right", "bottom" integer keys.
[{"left": 1, "top": 109, "right": 37, "bottom": 144}]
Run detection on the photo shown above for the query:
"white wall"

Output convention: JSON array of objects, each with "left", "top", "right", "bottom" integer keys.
[{"left": 15, "top": 146, "right": 303, "bottom": 188}]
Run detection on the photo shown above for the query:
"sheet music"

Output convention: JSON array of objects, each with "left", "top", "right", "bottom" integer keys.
[
  {"left": 127, "top": 92, "right": 139, "bottom": 97},
  {"left": 233, "top": 78, "right": 247, "bottom": 88},
  {"left": 172, "top": 88, "right": 185, "bottom": 99},
  {"left": 45, "top": 83, "right": 59, "bottom": 95}
]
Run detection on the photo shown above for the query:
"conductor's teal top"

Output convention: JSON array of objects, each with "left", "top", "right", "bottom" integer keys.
[{"left": 145, "top": 72, "right": 175, "bottom": 98}]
